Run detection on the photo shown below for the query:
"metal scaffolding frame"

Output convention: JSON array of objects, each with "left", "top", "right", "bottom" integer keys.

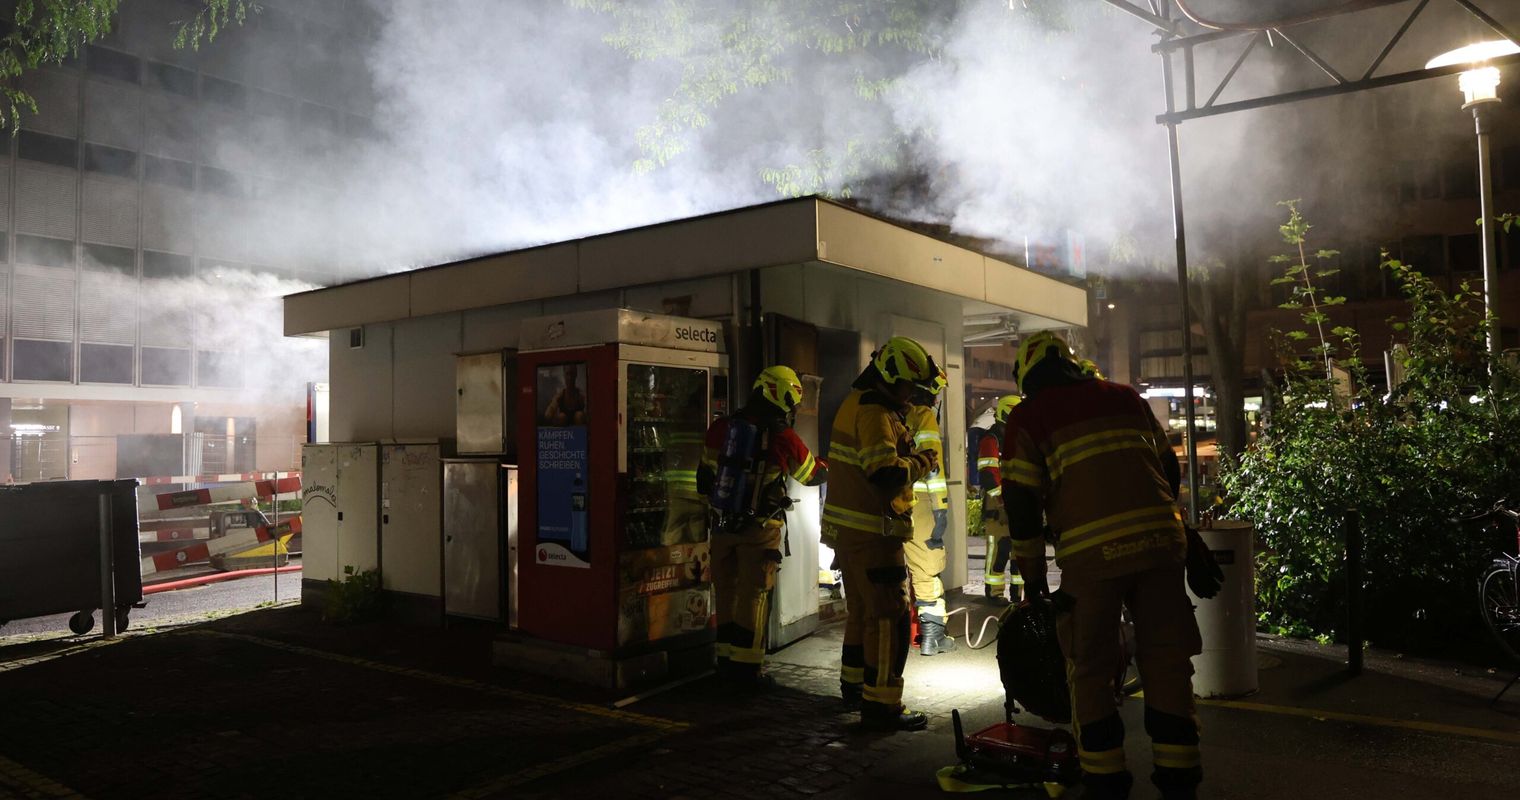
[{"left": 1102, "top": 0, "right": 1520, "bottom": 523}]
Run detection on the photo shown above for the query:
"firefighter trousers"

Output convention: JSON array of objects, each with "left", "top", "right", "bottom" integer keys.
[
  {"left": 836, "top": 527, "right": 911, "bottom": 712},
  {"left": 905, "top": 494, "right": 946, "bottom": 622},
  {"left": 982, "top": 512, "right": 1022, "bottom": 598},
  {"left": 1055, "top": 562, "right": 1203, "bottom": 795},
  {"left": 710, "top": 521, "right": 783, "bottom": 671}
]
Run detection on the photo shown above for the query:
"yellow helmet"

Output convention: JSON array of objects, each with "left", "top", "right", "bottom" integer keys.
[
  {"left": 754, "top": 365, "right": 804, "bottom": 413},
  {"left": 873, "top": 336, "right": 935, "bottom": 386},
  {"left": 924, "top": 363, "right": 949, "bottom": 396},
  {"left": 1078, "top": 358, "right": 1105, "bottom": 380},
  {"left": 994, "top": 394, "right": 1022, "bottom": 424},
  {"left": 1014, "top": 331, "right": 1074, "bottom": 390}
]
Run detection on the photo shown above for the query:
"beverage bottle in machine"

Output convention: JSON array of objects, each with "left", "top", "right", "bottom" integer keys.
[{"left": 570, "top": 473, "right": 588, "bottom": 553}]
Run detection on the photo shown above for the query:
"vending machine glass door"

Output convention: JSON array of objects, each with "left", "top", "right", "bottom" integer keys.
[{"left": 618, "top": 363, "right": 713, "bottom": 647}]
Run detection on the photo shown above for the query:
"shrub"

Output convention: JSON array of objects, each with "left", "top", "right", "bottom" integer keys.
[
  {"left": 1223, "top": 203, "right": 1520, "bottom": 656},
  {"left": 323, "top": 565, "right": 382, "bottom": 624}
]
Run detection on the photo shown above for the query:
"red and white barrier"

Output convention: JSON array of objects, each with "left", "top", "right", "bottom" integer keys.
[
  {"left": 140, "top": 475, "right": 301, "bottom": 512},
  {"left": 140, "top": 517, "right": 302, "bottom": 578}
]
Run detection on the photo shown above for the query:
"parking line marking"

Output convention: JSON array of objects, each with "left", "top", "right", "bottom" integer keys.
[
  {"left": 0, "top": 753, "right": 88, "bottom": 799},
  {"left": 1196, "top": 697, "right": 1520, "bottom": 745},
  {"left": 0, "top": 638, "right": 126, "bottom": 675},
  {"left": 187, "top": 630, "right": 688, "bottom": 732},
  {"left": 449, "top": 728, "right": 672, "bottom": 799}
]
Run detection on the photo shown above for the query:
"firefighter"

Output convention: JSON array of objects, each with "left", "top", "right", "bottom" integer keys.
[
  {"left": 999, "top": 331, "right": 1203, "bottom": 800},
  {"left": 979, "top": 395, "right": 1024, "bottom": 604},
  {"left": 1079, "top": 358, "right": 1106, "bottom": 380},
  {"left": 822, "top": 336, "right": 941, "bottom": 731},
  {"left": 904, "top": 364, "right": 954, "bottom": 656},
  {"left": 698, "top": 365, "right": 827, "bottom": 689}
]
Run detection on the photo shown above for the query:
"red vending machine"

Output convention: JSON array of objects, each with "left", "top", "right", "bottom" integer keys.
[{"left": 515, "top": 309, "right": 729, "bottom": 684}]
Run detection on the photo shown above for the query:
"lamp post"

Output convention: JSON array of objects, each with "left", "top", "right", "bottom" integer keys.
[{"left": 1427, "top": 40, "right": 1520, "bottom": 383}]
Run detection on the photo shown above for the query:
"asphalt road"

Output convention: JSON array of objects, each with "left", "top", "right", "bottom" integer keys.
[{"left": 0, "top": 566, "right": 302, "bottom": 639}]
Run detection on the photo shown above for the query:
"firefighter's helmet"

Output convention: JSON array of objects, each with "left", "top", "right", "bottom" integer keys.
[
  {"left": 1079, "top": 358, "right": 1105, "bottom": 380},
  {"left": 754, "top": 365, "right": 804, "bottom": 413},
  {"left": 994, "top": 395, "right": 1022, "bottom": 424},
  {"left": 925, "top": 363, "right": 949, "bottom": 396},
  {"left": 873, "top": 336, "right": 937, "bottom": 386},
  {"left": 1013, "top": 332, "right": 1075, "bottom": 390}
]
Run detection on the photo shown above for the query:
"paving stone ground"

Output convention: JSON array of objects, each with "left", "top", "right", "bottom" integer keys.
[{"left": 1, "top": 596, "right": 1517, "bottom": 800}]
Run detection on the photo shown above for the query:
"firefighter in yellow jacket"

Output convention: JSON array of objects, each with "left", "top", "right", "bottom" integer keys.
[
  {"left": 1000, "top": 332, "right": 1202, "bottom": 800},
  {"left": 822, "top": 336, "right": 941, "bottom": 731},
  {"left": 904, "top": 365, "right": 953, "bottom": 656},
  {"left": 699, "top": 366, "right": 826, "bottom": 689}
]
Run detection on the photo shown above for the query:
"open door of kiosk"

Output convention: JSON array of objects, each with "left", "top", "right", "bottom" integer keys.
[{"left": 514, "top": 310, "right": 727, "bottom": 683}]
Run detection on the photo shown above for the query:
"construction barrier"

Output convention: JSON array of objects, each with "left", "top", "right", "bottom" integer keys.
[{"left": 133, "top": 472, "right": 302, "bottom": 581}]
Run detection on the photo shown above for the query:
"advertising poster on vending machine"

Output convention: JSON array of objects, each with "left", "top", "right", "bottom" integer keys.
[{"left": 535, "top": 363, "right": 590, "bottom": 568}]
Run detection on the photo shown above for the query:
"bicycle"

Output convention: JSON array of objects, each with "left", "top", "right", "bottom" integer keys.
[{"left": 1476, "top": 501, "right": 1520, "bottom": 703}]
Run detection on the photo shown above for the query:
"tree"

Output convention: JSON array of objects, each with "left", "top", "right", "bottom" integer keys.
[
  {"left": 0, "top": 0, "right": 251, "bottom": 130},
  {"left": 568, "top": 0, "right": 1083, "bottom": 197}
]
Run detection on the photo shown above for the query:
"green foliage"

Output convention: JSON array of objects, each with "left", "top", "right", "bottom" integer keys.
[
  {"left": 967, "top": 494, "right": 984, "bottom": 540},
  {"left": 1224, "top": 205, "right": 1520, "bottom": 656},
  {"left": 569, "top": 0, "right": 1079, "bottom": 196},
  {"left": 323, "top": 565, "right": 381, "bottom": 624},
  {"left": 0, "top": 1, "right": 252, "bottom": 132}
]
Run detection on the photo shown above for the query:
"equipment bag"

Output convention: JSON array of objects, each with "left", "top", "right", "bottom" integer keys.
[{"left": 997, "top": 599, "right": 1072, "bottom": 724}]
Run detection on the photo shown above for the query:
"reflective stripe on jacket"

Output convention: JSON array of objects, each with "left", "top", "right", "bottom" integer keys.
[
  {"left": 906, "top": 404, "right": 949, "bottom": 511},
  {"left": 822, "top": 388, "right": 920, "bottom": 539},
  {"left": 999, "top": 379, "right": 1184, "bottom": 578}
]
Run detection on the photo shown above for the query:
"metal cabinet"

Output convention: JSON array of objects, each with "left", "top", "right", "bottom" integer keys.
[
  {"left": 300, "top": 443, "right": 379, "bottom": 597},
  {"left": 443, "top": 460, "right": 516, "bottom": 622},
  {"left": 380, "top": 443, "right": 441, "bottom": 600},
  {"left": 456, "top": 351, "right": 517, "bottom": 456}
]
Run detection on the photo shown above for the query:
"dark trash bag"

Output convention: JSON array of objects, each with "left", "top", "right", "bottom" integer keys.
[{"left": 996, "top": 599, "right": 1072, "bottom": 724}]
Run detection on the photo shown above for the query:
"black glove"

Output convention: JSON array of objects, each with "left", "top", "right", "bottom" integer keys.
[
  {"left": 982, "top": 506, "right": 1002, "bottom": 524},
  {"left": 1185, "top": 526, "right": 1225, "bottom": 599},
  {"left": 928, "top": 509, "right": 948, "bottom": 549}
]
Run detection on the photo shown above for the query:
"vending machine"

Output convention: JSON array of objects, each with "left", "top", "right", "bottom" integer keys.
[{"left": 515, "top": 309, "right": 728, "bottom": 663}]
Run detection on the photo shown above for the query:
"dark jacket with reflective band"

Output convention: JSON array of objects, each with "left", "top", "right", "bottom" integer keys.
[
  {"left": 822, "top": 389, "right": 925, "bottom": 541},
  {"left": 977, "top": 422, "right": 1004, "bottom": 499},
  {"left": 999, "top": 379, "right": 1184, "bottom": 579}
]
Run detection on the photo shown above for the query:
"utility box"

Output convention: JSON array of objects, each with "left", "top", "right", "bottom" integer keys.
[
  {"left": 456, "top": 350, "right": 518, "bottom": 458},
  {"left": 380, "top": 442, "right": 444, "bottom": 623},
  {"left": 443, "top": 459, "right": 517, "bottom": 623},
  {"left": 1189, "top": 520, "right": 1258, "bottom": 698},
  {"left": 300, "top": 443, "right": 380, "bottom": 606}
]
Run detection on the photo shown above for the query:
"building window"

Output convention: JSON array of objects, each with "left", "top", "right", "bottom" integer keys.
[
  {"left": 13, "top": 339, "right": 73, "bottom": 382},
  {"left": 84, "top": 143, "right": 137, "bottom": 178},
  {"left": 142, "top": 346, "right": 191, "bottom": 386},
  {"left": 299, "top": 102, "right": 342, "bottom": 134},
  {"left": 17, "top": 130, "right": 78, "bottom": 168},
  {"left": 147, "top": 61, "right": 196, "bottom": 97},
  {"left": 83, "top": 243, "right": 136, "bottom": 277},
  {"left": 143, "top": 251, "right": 195, "bottom": 280},
  {"left": 1444, "top": 158, "right": 1477, "bottom": 199},
  {"left": 80, "top": 343, "right": 134, "bottom": 384},
  {"left": 1449, "top": 233, "right": 1482, "bottom": 275},
  {"left": 197, "top": 350, "right": 242, "bottom": 387},
  {"left": 201, "top": 75, "right": 247, "bottom": 108},
  {"left": 248, "top": 87, "right": 295, "bottom": 120},
  {"left": 199, "top": 166, "right": 244, "bottom": 197},
  {"left": 16, "top": 235, "right": 75, "bottom": 268},
  {"left": 86, "top": 45, "right": 140, "bottom": 83},
  {"left": 144, "top": 154, "right": 195, "bottom": 189}
]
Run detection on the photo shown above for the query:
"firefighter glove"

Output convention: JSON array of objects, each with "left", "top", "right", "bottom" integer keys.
[
  {"left": 1185, "top": 526, "right": 1225, "bottom": 599},
  {"left": 928, "top": 509, "right": 948, "bottom": 549},
  {"left": 982, "top": 505, "right": 1001, "bottom": 523}
]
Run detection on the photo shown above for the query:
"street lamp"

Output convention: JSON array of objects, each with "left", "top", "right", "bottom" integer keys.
[{"left": 1427, "top": 40, "right": 1520, "bottom": 380}]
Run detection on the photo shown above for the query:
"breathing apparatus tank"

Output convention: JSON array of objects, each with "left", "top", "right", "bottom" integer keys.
[{"left": 709, "top": 416, "right": 761, "bottom": 515}]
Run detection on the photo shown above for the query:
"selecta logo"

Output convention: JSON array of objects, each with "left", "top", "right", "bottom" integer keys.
[
  {"left": 537, "top": 548, "right": 548, "bottom": 563},
  {"left": 673, "top": 325, "right": 718, "bottom": 343}
]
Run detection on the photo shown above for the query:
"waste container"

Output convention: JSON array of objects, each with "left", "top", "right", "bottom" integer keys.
[
  {"left": 1188, "top": 520, "right": 1257, "bottom": 697},
  {"left": 0, "top": 480, "right": 143, "bottom": 634}
]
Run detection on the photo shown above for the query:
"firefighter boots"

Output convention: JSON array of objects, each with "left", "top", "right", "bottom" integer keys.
[
  {"left": 861, "top": 703, "right": 928, "bottom": 732},
  {"left": 840, "top": 681, "right": 863, "bottom": 711},
  {"left": 984, "top": 582, "right": 1008, "bottom": 605},
  {"left": 919, "top": 619, "right": 956, "bottom": 656}
]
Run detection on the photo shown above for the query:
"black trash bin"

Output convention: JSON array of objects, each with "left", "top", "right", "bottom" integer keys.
[{"left": 0, "top": 480, "right": 143, "bottom": 634}]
